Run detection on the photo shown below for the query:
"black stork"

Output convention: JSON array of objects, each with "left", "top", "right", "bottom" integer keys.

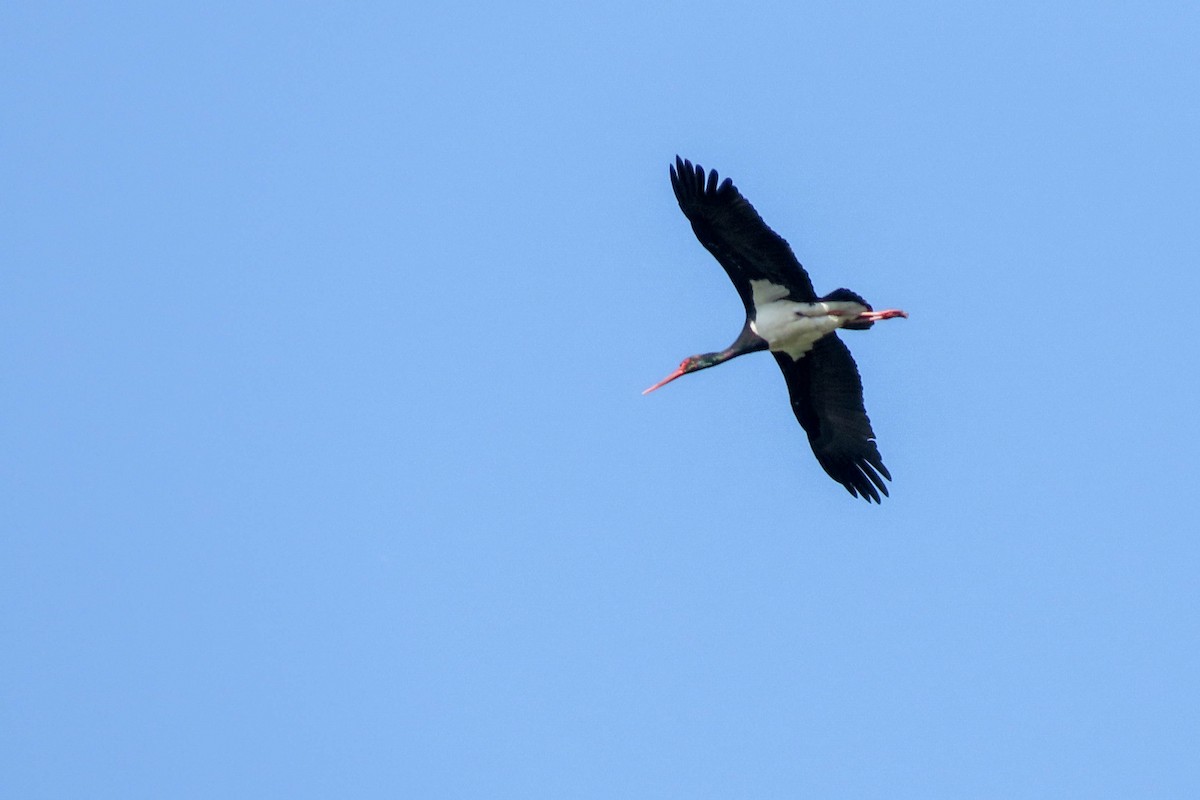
[{"left": 645, "top": 157, "right": 907, "bottom": 503}]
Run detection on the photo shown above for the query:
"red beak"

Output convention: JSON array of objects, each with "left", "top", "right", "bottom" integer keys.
[{"left": 642, "top": 365, "right": 687, "bottom": 395}]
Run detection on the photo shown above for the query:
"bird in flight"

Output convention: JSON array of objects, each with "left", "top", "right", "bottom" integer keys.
[{"left": 645, "top": 157, "right": 907, "bottom": 503}]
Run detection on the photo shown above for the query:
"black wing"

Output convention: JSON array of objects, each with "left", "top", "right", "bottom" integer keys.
[
  {"left": 773, "top": 336, "right": 891, "bottom": 503},
  {"left": 670, "top": 156, "right": 817, "bottom": 314}
]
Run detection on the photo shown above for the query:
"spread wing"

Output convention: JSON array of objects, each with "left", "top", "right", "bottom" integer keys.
[
  {"left": 670, "top": 156, "right": 817, "bottom": 314},
  {"left": 773, "top": 336, "right": 891, "bottom": 503}
]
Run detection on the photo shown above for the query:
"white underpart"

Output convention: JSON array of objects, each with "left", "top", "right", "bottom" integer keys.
[{"left": 747, "top": 279, "right": 867, "bottom": 360}]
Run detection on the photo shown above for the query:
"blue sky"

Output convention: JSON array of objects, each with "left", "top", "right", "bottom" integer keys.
[{"left": 4, "top": 1, "right": 1199, "bottom": 797}]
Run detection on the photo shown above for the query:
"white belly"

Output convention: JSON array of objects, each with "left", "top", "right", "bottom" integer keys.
[
  {"left": 747, "top": 280, "right": 865, "bottom": 361},
  {"left": 750, "top": 302, "right": 843, "bottom": 359}
]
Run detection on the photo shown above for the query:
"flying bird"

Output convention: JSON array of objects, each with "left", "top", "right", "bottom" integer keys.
[{"left": 645, "top": 157, "right": 907, "bottom": 503}]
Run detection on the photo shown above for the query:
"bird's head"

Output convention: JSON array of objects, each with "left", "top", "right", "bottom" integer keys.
[{"left": 642, "top": 352, "right": 723, "bottom": 394}]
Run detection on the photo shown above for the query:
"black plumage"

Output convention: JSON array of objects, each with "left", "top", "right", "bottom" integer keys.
[
  {"left": 648, "top": 157, "right": 905, "bottom": 503},
  {"left": 670, "top": 155, "right": 817, "bottom": 309}
]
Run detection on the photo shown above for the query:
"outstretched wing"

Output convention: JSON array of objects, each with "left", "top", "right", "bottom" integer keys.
[
  {"left": 773, "top": 336, "right": 891, "bottom": 503},
  {"left": 670, "top": 156, "right": 817, "bottom": 314}
]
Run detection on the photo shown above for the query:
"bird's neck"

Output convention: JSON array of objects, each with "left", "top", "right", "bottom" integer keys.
[{"left": 697, "top": 320, "right": 768, "bottom": 370}]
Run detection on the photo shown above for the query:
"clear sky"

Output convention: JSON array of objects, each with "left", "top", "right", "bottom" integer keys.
[{"left": 4, "top": 1, "right": 1199, "bottom": 797}]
